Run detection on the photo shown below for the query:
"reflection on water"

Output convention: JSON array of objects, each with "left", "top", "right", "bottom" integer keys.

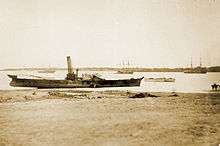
[{"left": 0, "top": 70, "right": 220, "bottom": 93}]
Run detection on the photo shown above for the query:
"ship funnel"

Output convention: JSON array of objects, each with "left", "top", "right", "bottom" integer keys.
[{"left": 67, "top": 56, "right": 73, "bottom": 74}]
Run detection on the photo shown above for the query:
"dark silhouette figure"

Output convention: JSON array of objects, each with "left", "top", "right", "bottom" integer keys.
[{"left": 211, "top": 83, "right": 219, "bottom": 91}]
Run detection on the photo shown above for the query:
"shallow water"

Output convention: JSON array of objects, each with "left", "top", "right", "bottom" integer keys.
[{"left": 0, "top": 70, "right": 220, "bottom": 93}]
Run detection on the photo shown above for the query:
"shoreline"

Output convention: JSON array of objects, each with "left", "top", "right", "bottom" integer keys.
[
  {"left": 0, "top": 89, "right": 220, "bottom": 103},
  {"left": 0, "top": 89, "right": 219, "bottom": 145}
]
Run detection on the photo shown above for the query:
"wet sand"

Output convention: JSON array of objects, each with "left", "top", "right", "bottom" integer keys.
[{"left": 0, "top": 89, "right": 219, "bottom": 146}]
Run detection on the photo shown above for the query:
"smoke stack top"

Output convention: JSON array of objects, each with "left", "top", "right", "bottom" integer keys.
[{"left": 67, "top": 56, "right": 73, "bottom": 74}]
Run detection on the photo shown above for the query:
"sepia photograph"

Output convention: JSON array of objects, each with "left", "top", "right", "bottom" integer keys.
[{"left": 0, "top": 0, "right": 219, "bottom": 145}]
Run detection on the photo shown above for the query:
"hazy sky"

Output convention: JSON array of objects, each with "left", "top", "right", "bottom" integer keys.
[{"left": 0, "top": 0, "right": 219, "bottom": 68}]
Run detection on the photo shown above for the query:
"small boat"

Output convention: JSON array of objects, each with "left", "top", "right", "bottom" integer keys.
[
  {"left": 144, "top": 77, "right": 175, "bottom": 82},
  {"left": 8, "top": 56, "right": 143, "bottom": 89}
]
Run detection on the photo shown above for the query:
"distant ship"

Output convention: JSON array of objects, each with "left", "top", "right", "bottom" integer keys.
[
  {"left": 144, "top": 77, "right": 175, "bottom": 82},
  {"left": 184, "top": 67, "right": 207, "bottom": 74},
  {"left": 117, "top": 69, "right": 133, "bottom": 74},
  {"left": 8, "top": 56, "right": 143, "bottom": 88},
  {"left": 116, "top": 60, "right": 134, "bottom": 74},
  {"left": 184, "top": 57, "right": 207, "bottom": 74}
]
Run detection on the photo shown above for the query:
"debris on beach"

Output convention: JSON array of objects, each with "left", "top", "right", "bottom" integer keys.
[
  {"left": 32, "top": 91, "right": 36, "bottom": 95},
  {"left": 168, "top": 93, "right": 179, "bottom": 97},
  {"left": 0, "top": 96, "right": 12, "bottom": 103},
  {"left": 48, "top": 91, "right": 103, "bottom": 100},
  {"left": 129, "top": 93, "right": 146, "bottom": 98},
  {"left": 48, "top": 91, "right": 82, "bottom": 99},
  {"left": 147, "top": 93, "right": 159, "bottom": 97},
  {"left": 129, "top": 92, "right": 159, "bottom": 98},
  {"left": 23, "top": 96, "right": 28, "bottom": 100}
]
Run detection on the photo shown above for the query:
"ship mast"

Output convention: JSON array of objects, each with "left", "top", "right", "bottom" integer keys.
[
  {"left": 200, "top": 56, "right": 202, "bottom": 67},
  {"left": 190, "top": 57, "right": 193, "bottom": 68}
]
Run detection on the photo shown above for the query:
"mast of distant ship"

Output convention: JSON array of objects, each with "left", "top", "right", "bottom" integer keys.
[
  {"left": 200, "top": 56, "right": 202, "bottom": 67},
  {"left": 190, "top": 57, "right": 193, "bottom": 68}
]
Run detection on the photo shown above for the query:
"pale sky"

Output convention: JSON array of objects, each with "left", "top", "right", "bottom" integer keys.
[{"left": 0, "top": 0, "right": 219, "bottom": 68}]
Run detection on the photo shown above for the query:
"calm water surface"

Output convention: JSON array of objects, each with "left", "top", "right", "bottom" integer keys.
[{"left": 0, "top": 70, "right": 220, "bottom": 93}]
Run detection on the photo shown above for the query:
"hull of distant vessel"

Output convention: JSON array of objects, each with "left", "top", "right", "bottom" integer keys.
[
  {"left": 8, "top": 75, "right": 143, "bottom": 89},
  {"left": 116, "top": 71, "right": 133, "bottom": 74},
  {"left": 184, "top": 67, "right": 207, "bottom": 74},
  {"left": 184, "top": 69, "right": 207, "bottom": 74},
  {"left": 184, "top": 71, "right": 207, "bottom": 74}
]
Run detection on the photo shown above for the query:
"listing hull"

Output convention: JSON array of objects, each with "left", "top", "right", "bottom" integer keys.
[{"left": 8, "top": 75, "right": 143, "bottom": 89}]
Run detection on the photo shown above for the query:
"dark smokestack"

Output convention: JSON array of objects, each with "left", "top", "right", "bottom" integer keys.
[{"left": 67, "top": 56, "right": 73, "bottom": 74}]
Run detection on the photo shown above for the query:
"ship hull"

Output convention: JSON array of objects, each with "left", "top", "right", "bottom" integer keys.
[{"left": 8, "top": 75, "right": 143, "bottom": 89}]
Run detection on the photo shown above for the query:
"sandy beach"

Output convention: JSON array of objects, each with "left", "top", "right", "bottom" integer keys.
[{"left": 0, "top": 89, "right": 219, "bottom": 146}]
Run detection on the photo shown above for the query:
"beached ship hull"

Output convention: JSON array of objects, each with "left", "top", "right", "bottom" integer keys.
[
  {"left": 8, "top": 56, "right": 143, "bottom": 89},
  {"left": 8, "top": 75, "right": 143, "bottom": 89}
]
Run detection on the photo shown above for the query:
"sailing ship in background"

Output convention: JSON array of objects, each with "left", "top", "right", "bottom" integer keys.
[
  {"left": 184, "top": 57, "right": 207, "bottom": 74},
  {"left": 116, "top": 60, "right": 133, "bottom": 74}
]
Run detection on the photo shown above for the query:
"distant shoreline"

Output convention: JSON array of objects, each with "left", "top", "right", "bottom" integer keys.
[{"left": 1, "top": 66, "right": 220, "bottom": 72}]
